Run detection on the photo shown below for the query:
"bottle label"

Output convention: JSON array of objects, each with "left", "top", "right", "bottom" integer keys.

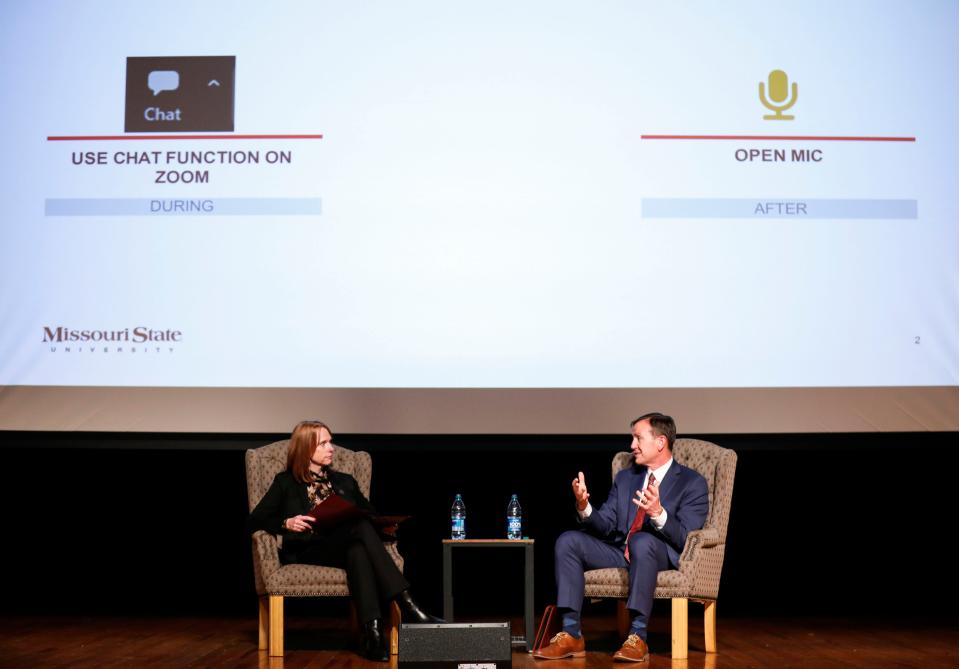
[
  {"left": 508, "top": 517, "right": 521, "bottom": 537},
  {"left": 452, "top": 518, "right": 465, "bottom": 538}
]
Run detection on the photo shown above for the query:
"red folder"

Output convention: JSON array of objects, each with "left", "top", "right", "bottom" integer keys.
[
  {"left": 306, "top": 494, "right": 369, "bottom": 531},
  {"left": 305, "top": 494, "right": 411, "bottom": 533}
]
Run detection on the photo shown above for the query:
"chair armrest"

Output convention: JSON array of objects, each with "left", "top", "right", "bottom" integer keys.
[
  {"left": 384, "top": 540, "right": 405, "bottom": 573},
  {"left": 251, "top": 530, "right": 283, "bottom": 585},
  {"left": 689, "top": 528, "right": 720, "bottom": 548},
  {"left": 675, "top": 528, "right": 726, "bottom": 599},
  {"left": 677, "top": 528, "right": 721, "bottom": 569}
]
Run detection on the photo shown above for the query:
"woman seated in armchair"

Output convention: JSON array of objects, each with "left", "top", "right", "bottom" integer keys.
[{"left": 248, "top": 419, "right": 442, "bottom": 661}]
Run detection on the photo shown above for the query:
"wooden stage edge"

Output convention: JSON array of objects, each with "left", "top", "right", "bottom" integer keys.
[{"left": 0, "top": 614, "right": 956, "bottom": 669}]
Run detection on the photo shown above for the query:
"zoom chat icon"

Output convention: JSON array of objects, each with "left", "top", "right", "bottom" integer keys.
[{"left": 125, "top": 56, "right": 235, "bottom": 132}]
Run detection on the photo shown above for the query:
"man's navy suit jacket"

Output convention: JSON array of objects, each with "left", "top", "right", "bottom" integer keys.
[{"left": 582, "top": 459, "right": 709, "bottom": 567}]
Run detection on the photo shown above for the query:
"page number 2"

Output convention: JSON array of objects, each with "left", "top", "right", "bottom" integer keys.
[{"left": 914, "top": 336, "right": 921, "bottom": 344}]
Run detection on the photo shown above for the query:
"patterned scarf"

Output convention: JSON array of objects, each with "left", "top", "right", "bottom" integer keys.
[{"left": 306, "top": 467, "right": 334, "bottom": 506}]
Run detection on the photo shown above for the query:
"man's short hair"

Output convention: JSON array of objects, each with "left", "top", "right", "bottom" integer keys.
[{"left": 630, "top": 412, "right": 677, "bottom": 449}]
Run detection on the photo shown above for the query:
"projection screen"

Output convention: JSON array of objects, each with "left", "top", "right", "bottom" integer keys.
[{"left": 1, "top": 0, "right": 957, "bottom": 433}]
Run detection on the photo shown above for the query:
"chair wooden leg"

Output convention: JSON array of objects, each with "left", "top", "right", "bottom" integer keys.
[
  {"left": 616, "top": 600, "right": 630, "bottom": 639},
  {"left": 671, "top": 597, "right": 688, "bottom": 660},
  {"left": 389, "top": 600, "right": 401, "bottom": 655},
  {"left": 258, "top": 596, "right": 269, "bottom": 650},
  {"left": 703, "top": 600, "right": 717, "bottom": 653},
  {"left": 268, "top": 595, "right": 284, "bottom": 657}
]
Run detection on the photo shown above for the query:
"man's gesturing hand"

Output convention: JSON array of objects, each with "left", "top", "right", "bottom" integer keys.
[
  {"left": 572, "top": 471, "right": 590, "bottom": 511},
  {"left": 632, "top": 479, "right": 663, "bottom": 518}
]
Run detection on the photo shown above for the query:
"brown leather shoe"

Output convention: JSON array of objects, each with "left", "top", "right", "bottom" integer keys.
[
  {"left": 532, "top": 631, "right": 586, "bottom": 659},
  {"left": 612, "top": 634, "right": 649, "bottom": 662}
]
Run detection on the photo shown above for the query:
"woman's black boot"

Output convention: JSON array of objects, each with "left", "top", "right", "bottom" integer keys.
[
  {"left": 360, "top": 619, "right": 389, "bottom": 662},
  {"left": 396, "top": 589, "right": 445, "bottom": 623}
]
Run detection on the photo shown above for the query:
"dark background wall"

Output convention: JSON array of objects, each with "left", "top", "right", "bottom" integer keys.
[{"left": 1, "top": 431, "right": 956, "bottom": 622}]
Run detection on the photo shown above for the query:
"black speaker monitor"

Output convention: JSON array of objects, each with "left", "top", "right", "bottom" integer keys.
[{"left": 399, "top": 622, "right": 512, "bottom": 669}]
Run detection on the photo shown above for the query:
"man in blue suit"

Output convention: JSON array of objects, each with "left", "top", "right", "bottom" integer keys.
[{"left": 533, "top": 413, "right": 709, "bottom": 662}]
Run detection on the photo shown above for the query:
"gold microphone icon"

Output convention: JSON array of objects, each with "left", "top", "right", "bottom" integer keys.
[{"left": 759, "top": 69, "right": 797, "bottom": 120}]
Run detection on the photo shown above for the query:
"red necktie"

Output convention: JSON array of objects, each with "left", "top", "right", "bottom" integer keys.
[{"left": 624, "top": 472, "right": 656, "bottom": 562}]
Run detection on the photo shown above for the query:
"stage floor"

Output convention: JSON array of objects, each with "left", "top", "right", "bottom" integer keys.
[{"left": 1, "top": 614, "right": 956, "bottom": 668}]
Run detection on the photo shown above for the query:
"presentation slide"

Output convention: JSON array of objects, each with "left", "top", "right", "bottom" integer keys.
[{"left": 1, "top": 1, "right": 956, "bottom": 433}]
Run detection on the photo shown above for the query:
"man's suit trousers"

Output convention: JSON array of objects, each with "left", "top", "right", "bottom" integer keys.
[{"left": 555, "top": 529, "right": 670, "bottom": 636}]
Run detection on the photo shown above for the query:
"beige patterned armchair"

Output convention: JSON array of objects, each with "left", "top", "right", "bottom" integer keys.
[
  {"left": 582, "top": 439, "right": 736, "bottom": 659},
  {"left": 246, "top": 440, "right": 404, "bottom": 657}
]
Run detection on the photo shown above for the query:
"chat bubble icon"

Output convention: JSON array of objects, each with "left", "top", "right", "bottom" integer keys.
[{"left": 147, "top": 70, "right": 179, "bottom": 96}]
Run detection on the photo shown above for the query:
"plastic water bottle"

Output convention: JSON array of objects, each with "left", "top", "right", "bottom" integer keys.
[
  {"left": 451, "top": 494, "right": 466, "bottom": 540},
  {"left": 507, "top": 494, "right": 522, "bottom": 539}
]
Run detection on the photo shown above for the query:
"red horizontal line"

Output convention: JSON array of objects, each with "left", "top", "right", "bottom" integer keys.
[
  {"left": 641, "top": 134, "right": 915, "bottom": 142},
  {"left": 46, "top": 134, "right": 324, "bottom": 141}
]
